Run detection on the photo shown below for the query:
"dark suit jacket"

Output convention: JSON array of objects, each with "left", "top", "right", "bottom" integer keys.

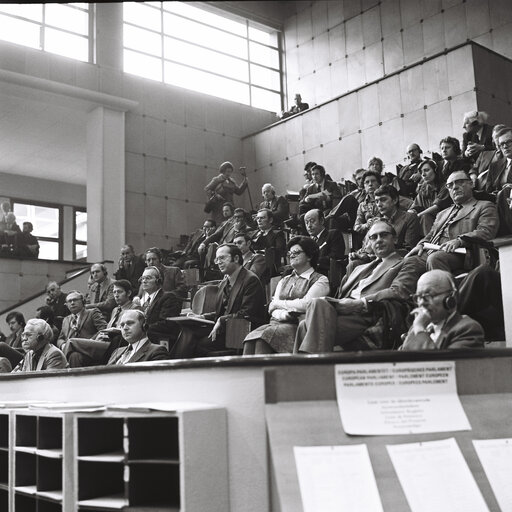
[
  {"left": 145, "top": 288, "right": 182, "bottom": 342},
  {"left": 421, "top": 198, "right": 499, "bottom": 245},
  {"left": 107, "top": 338, "right": 169, "bottom": 364},
  {"left": 315, "top": 228, "right": 346, "bottom": 275},
  {"left": 337, "top": 252, "right": 421, "bottom": 302},
  {"left": 184, "top": 229, "right": 207, "bottom": 256},
  {"left": 462, "top": 123, "right": 495, "bottom": 157},
  {"left": 484, "top": 152, "right": 508, "bottom": 193},
  {"left": 259, "top": 196, "right": 290, "bottom": 226},
  {"left": 203, "top": 267, "right": 266, "bottom": 327},
  {"left": 300, "top": 180, "right": 341, "bottom": 211},
  {"left": 6, "top": 330, "right": 23, "bottom": 349},
  {"left": 243, "top": 252, "right": 266, "bottom": 279},
  {"left": 403, "top": 312, "right": 484, "bottom": 349},
  {"left": 86, "top": 277, "right": 116, "bottom": 318},
  {"left": 47, "top": 292, "right": 70, "bottom": 319},
  {"left": 438, "top": 157, "right": 472, "bottom": 181},
  {"left": 58, "top": 308, "right": 107, "bottom": 348},
  {"left": 114, "top": 255, "right": 146, "bottom": 291},
  {"left": 15, "top": 344, "right": 68, "bottom": 372}
]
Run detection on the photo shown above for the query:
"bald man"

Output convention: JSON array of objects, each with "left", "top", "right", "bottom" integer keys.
[
  {"left": 398, "top": 143, "right": 423, "bottom": 197},
  {"left": 401, "top": 270, "right": 484, "bottom": 350}
]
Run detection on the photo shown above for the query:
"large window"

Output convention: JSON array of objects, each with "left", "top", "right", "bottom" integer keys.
[
  {"left": 12, "top": 201, "right": 62, "bottom": 260},
  {"left": 123, "top": 2, "right": 282, "bottom": 112},
  {"left": 0, "top": 3, "right": 91, "bottom": 62}
]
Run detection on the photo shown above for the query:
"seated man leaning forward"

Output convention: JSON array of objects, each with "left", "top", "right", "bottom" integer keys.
[
  {"left": 13, "top": 319, "right": 68, "bottom": 372},
  {"left": 169, "top": 243, "right": 266, "bottom": 359},
  {"left": 294, "top": 221, "right": 422, "bottom": 353},
  {"left": 107, "top": 310, "right": 169, "bottom": 365},
  {"left": 406, "top": 170, "right": 499, "bottom": 273},
  {"left": 401, "top": 270, "right": 484, "bottom": 350}
]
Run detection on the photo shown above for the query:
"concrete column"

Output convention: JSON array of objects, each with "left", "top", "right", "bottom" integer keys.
[
  {"left": 95, "top": 3, "right": 123, "bottom": 69},
  {"left": 497, "top": 243, "right": 512, "bottom": 347},
  {"left": 86, "top": 106, "right": 125, "bottom": 262},
  {"left": 62, "top": 205, "right": 74, "bottom": 261}
]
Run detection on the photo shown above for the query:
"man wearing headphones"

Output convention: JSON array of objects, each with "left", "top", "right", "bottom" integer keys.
[
  {"left": 57, "top": 291, "right": 107, "bottom": 351},
  {"left": 85, "top": 263, "right": 116, "bottom": 320},
  {"left": 107, "top": 310, "right": 169, "bottom": 364},
  {"left": 13, "top": 319, "right": 68, "bottom": 372},
  {"left": 401, "top": 270, "right": 484, "bottom": 350}
]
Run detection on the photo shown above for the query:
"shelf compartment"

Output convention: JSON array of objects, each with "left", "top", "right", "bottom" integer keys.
[
  {"left": 0, "top": 449, "right": 7, "bottom": 485},
  {"left": 14, "top": 492, "right": 37, "bottom": 512},
  {"left": 0, "top": 414, "right": 8, "bottom": 448},
  {"left": 0, "top": 488, "right": 7, "bottom": 511},
  {"left": 37, "top": 456, "right": 62, "bottom": 494},
  {"left": 78, "top": 461, "right": 125, "bottom": 503},
  {"left": 128, "top": 462, "right": 180, "bottom": 508},
  {"left": 78, "top": 418, "right": 123, "bottom": 456},
  {"left": 14, "top": 485, "right": 38, "bottom": 495},
  {"left": 16, "top": 451, "right": 36, "bottom": 487},
  {"left": 127, "top": 417, "right": 179, "bottom": 461},
  {"left": 38, "top": 497, "right": 63, "bottom": 512},
  {"left": 16, "top": 415, "right": 37, "bottom": 447},
  {"left": 78, "top": 451, "right": 124, "bottom": 463},
  {"left": 78, "top": 493, "right": 128, "bottom": 510},
  {"left": 38, "top": 417, "right": 62, "bottom": 451}
]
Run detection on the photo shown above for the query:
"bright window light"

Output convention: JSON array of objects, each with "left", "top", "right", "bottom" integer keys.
[
  {"left": 123, "top": 1, "right": 282, "bottom": 112},
  {"left": 0, "top": 3, "right": 90, "bottom": 62}
]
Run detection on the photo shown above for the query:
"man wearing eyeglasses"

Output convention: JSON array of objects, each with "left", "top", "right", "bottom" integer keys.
[
  {"left": 401, "top": 270, "right": 484, "bottom": 350},
  {"left": 169, "top": 243, "right": 265, "bottom": 358},
  {"left": 294, "top": 221, "right": 422, "bottom": 353},
  {"left": 406, "top": 170, "right": 498, "bottom": 273},
  {"left": 494, "top": 127, "right": 512, "bottom": 235}
]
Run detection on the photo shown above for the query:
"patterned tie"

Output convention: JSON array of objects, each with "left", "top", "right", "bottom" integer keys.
[
  {"left": 222, "top": 280, "right": 232, "bottom": 312},
  {"left": 142, "top": 296, "right": 150, "bottom": 312},
  {"left": 94, "top": 283, "right": 101, "bottom": 304},
  {"left": 110, "top": 307, "right": 122, "bottom": 328},
  {"left": 430, "top": 204, "right": 462, "bottom": 246},
  {"left": 70, "top": 314, "right": 78, "bottom": 336},
  {"left": 117, "top": 344, "right": 133, "bottom": 365}
]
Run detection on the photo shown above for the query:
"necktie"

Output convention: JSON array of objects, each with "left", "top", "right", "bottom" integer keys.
[
  {"left": 142, "top": 297, "right": 150, "bottom": 312},
  {"left": 222, "top": 280, "right": 232, "bottom": 312},
  {"left": 266, "top": 201, "right": 271, "bottom": 209},
  {"left": 430, "top": 204, "right": 462, "bottom": 245},
  {"left": 71, "top": 314, "right": 78, "bottom": 335},
  {"left": 110, "top": 307, "right": 122, "bottom": 328},
  {"left": 94, "top": 283, "right": 101, "bottom": 304},
  {"left": 118, "top": 344, "right": 133, "bottom": 365},
  {"left": 505, "top": 160, "right": 512, "bottom": 184},
  {"left": 312, "top": 236, "right": 318, "bottom": 243}
]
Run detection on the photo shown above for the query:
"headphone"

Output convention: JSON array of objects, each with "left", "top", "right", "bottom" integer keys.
[
  {"left": 443, "top": 277, "right": 458, "bottom": 310},
  {"left": 144, "top": 266, "right": 163, "bottom": 286},
  {"left": 131, "top": 310, "right": 149, "bottom": 332}
]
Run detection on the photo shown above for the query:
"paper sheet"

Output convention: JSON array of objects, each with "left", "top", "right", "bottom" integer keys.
[
  {"left": 294, "top": 445, "right": 383, "bottom": 512},
  {"left": 387, "top": 438, "right": 489, "bottom": 512},
  {"left": 473, "top": 438, "right": 512, "bottom": 512},
  {"left": 335, "top": 361, "right": 471, "bottom": 435}
]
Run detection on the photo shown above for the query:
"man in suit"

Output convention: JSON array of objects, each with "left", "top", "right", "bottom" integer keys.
[
  {"left": 397, "top": 143, "right": 423, "bottom": 197},
  {"left": 57, "top": 291, "right": 107, "bottom": 351},
  {"left": 143, "top": 248, "right": 188, "bottom": 299},
  {"left": 13, "top": 319, "right": 68, "bottom": 372},
  {"left": 174, "top": 219, "right": 216, "bottom": 269},
  {"left": 299, "top": 164, "right": 341, "bottom": 215},
  {"left": 438, "top": 136, "right": 472, "bottom": 181},
  {"left": 45, "top": 282, "right": 70, "bottom": 324},
  {"left": 401, "top": 270, "right": 484, "bottom": 350},
  {"left": 234, "top": 233, "right": 266, "bottom": 280},
  {"left": 107, "top": 310, "right": 169, "bottom": 365},
  {"left": 170, "top": 244, "right": 266, "bottom": 358},
  {"left": 407, "top": 171, "right": 499, "bottom": 273},
  {"left": 493, "top": 127, "right": 512, "bottom": 235},
  {"left": 259, "top": 184, "right": 289, "bottom": 227},
  {"left": 135, "top": 266, "right": 182, "bottom": 344},
  {"left": 85, "top": 263, "right": 116, "bottom": 320},
  {"left": 113, "top": 244, "right": 146, "bottom": 291},
  {"left": 4, "top": 311, "right": 25, "bottom": 349},
  {"left": 250, "top": 208, "right": 286, "bottom": 276},
  {"left": 304, "top": 209, "right": 345, "bottom": 276},
  {"left": 294, "top": 221, "right": 422, "bottom": 353}
]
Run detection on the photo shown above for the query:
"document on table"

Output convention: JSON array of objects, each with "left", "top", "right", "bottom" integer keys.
[
  {"left": 387, "top": 438, "right": 489, "bottom": 512},
  {"left": 473, "top": 438, "right": 512, "bottom": 512},
  {"left": 335, "top": 361, "right": 471, "bottom": 435},
  {"left": 294, "top": 444, "right": 383, "bottom": 512}
]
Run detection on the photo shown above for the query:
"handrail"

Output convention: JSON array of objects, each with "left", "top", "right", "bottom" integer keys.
[{"left": 0, "top": 259, "right": 114, "bottom": 316}]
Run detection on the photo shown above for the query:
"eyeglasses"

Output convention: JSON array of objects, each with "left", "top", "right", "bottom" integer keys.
[
  {"left": 214, "top": 255, "right": 231, "bottom": 263},
  {"left": 499, "top": 139, "right": 512, "bottom": 149},
  {"left": 411, "top": 290, "right": 452, "bottom": 305},
  {"left": 446, "top": 179, "right": 471, "bottom": 189},
  {"left": 139, "top": 276, "right": 156, "bottom": 282},
  {"left": 368, "top": 231, "right": 393, "bottom": 241},
  {"left": 287, "top": 250, "right": 305, "bottom": 257}
]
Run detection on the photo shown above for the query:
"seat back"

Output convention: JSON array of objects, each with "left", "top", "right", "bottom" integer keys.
[{"left": 191, "top": 284, "right": 218, "bottom": 315}]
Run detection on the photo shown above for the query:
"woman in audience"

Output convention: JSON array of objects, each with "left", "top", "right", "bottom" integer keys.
[
  {"left": 204, "top": 161, "right": 248, "bottom": 224},
  {"left": 408, "top": 159, "right": 451, "bottom": 235},
  {"left": 242, "top": 236, "right": 329, "bottom": 355}
]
